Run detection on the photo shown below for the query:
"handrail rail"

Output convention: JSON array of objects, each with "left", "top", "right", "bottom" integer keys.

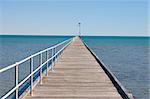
[
  {"left": 0, "top": 38, "right": 72, "bottom": 73},
  {"left": 0, "top": 37, "right": 73, "bottom": 99}
]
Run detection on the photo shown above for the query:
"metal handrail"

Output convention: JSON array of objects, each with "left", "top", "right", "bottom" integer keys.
[
  {"left": 0, "top": 38, "right": 72, "bottom": 73},
  {"left": 0, "top": 37, "right": 73, "bottom": 99}
]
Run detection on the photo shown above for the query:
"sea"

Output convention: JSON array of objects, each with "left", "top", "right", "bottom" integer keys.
[
  {"left": 82, "top": 36, "right": 149, "bottom": 99},
  {"left": 0, "top": 35, "right": 72, "bottom": 98},
  {"left": 0, "top": 35, "right": 149, "bottom": 99}
]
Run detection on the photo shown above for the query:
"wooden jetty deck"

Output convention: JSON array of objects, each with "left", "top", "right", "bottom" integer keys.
[{"left": 25, "top": 37, "right": 122, "bottom": 99}]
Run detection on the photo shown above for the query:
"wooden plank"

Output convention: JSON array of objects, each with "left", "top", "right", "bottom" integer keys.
[{"left": 24, "top": 37, "right": 122, "bottom": 99}]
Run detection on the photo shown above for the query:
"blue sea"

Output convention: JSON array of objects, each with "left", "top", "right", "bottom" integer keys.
[
  {"left": 82, "top": 36, "right": 149, "bottom": 99},
  {"left": 0, "top": 35, "right": 149, "bottom": 99},
  {"left": 0, "top": 35, "right": 72, "bottom": 98}
]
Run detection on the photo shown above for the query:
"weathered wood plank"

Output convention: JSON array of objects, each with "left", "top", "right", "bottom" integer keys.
[{"left": 24, "top": 37, "right": 122, "bottom": 99}]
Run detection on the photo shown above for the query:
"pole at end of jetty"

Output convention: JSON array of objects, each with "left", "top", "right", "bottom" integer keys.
[{"left": 78, "top": 22, "right": 81, "bottom": 36}]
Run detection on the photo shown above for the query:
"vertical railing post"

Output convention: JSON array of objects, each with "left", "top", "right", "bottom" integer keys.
[
  {"left": 40, "top": 53, "right": 42, "bottom": 84},
  {"left": 15, "top": 63, "right": 19, "bottom": 99},
  {"left": 54, "top": 47, "right": 56, "bottom": 66},
  {"left": 30, "top": 57, "right": 33, "bottom": 95},
  {"left": 46, "top": 51, "right": 49, "bottom": 76},
  {"left": 59, "top": 46, "right": 61, "bottom": 56},
  {"left": 51, "top": 48, "right": 54, "bottom": 71},
  {"left": 60, "top": 45, "right": 62, "bottom": 56},
  {"left": 55, "top": 47, "right": 57, "bottom": 61},
  {"left": 58, "top": 46, "right": 60, "bottom": 57}
]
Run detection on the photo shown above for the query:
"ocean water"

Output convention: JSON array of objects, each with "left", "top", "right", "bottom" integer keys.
[
  {"left": 82, "top": 36, "right": 150, "bottom": 99},
  {"left": 0, "top": 35, "right": 149, "bottom": 99},
  {"left": 0, "top": 35, "right": 72, "bottom": 98}
]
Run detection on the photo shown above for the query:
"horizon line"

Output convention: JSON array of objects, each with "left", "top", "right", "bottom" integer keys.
[{"left": 0, "top": 34, "right": 149, "bottom": 37}]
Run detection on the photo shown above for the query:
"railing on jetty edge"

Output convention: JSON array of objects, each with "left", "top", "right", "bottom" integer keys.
[{"left": 0, "top": 37, "right": 73, "bottom": 99}]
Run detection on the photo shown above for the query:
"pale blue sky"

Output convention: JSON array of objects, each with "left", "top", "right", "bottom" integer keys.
[{"left": 0, "top": 0, "right": 148, "bottom": 36}]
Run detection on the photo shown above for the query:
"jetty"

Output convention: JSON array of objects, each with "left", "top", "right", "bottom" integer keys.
[{"left": 0, "top": 36, "right": 132, "bottom": 99}]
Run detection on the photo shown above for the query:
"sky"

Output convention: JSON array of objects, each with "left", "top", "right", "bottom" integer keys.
[{"left": 0, "top": 0, "right": 149, "bottom": 36}]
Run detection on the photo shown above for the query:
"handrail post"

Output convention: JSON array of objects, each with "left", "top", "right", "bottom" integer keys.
[
  {"left": 15, "top": 63, "right": 19, "bottom": 99},
  {"left": 54, "top": 47, "right": 56, "bottom": 66},
  {"left": 46, "top": 51, "right": 49, "bottom": 76},
  {"left": 40, "top": 53, "right": 42, "bottom": 84},
  {"left": 61, "top": 44, "right": 63, "bottom": 54},
  {"left": 30, "top": 57, "right": 33, "bottom": 95},
  {"left": 51, "top": 48, "right": 54, "bottom": 71},
  {"left": 55, "top": 47, "right": 57, "bottom": 61}
]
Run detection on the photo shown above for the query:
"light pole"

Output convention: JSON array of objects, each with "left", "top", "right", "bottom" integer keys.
[{"left": 78, "top": 22, "right": 81, "bottom": 36}]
